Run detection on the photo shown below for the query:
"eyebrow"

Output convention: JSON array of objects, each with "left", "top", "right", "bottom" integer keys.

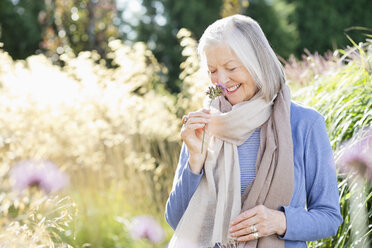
[
  {"left": 207, "top": 59, "right": 237, "bottom": 68},
  {"left": 223, "top": 59, "right": 236, "bottom": 65}
]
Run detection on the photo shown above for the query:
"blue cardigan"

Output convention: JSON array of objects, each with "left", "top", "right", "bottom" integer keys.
[{"left": 165, "top": 102, "right": 343, "bottom": 247}]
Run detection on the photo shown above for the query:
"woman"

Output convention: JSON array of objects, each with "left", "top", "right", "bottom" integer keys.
[{"left": 165, "top": 14, "right": 342, "bottom": 248}]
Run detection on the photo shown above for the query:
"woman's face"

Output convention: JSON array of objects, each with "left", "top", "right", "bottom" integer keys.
[{"left": 205, "top": 43, "right": 257, "bottom": 105}]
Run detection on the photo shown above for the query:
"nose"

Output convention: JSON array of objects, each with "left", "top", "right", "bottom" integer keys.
[
  {"left": 212, "top": 70, "right": 229, "bottom": 85},
  {"left": 218, "top": 70, "right": 229, "bottom": 84}
]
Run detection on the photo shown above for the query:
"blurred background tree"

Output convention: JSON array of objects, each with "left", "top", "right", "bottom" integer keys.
[
  {"left": 0, "top": 0, "right": 45, "bottom": 59},
  {"left": 0, "top": 0, "right": 122, "bottom": 63},
  {"left": 221, "top": 0, "right": 249, "bottom": 17},
  {"left": 286, "top": 0, "right": 372, "bottom": 55},
  {"left": 133, "top": 0, "right": 222, "bottom": 92},
  {"left": 39, "top": 0, "right": 121, "bottom": 63}
]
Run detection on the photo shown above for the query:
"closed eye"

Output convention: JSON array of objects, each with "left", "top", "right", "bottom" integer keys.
[{"left": 228, "top": 67, "right": 237, "bottom": 71}]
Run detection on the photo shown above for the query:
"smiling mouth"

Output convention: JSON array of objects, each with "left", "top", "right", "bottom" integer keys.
[{"left": 226, "top": 83, "right": 242, "bottom": 93}]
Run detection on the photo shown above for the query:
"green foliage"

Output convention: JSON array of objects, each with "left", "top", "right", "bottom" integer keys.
[
  {"left": 288, "top": 0, "right": 372, "bottom": 56},
  {"left": 292, "top": 40, "right": 372, "bottom": 150},
  {"left": 0, "top": 0, "right": 122, "bottom": 62},
  {"left": 0, "top": 0, "right": 45, "bottom": 59},
  {"left": 0, "top": 190, "right": 76, "bottom": 247},
  {"left": 40, "top": 0, "right": 121, "bottom": 63}
]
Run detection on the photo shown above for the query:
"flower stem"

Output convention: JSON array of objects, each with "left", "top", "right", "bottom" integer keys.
[{"left": 201, "top": 124, "right": 206, "bottom": 153}]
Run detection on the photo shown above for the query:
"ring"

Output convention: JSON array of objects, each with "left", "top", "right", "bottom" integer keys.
[
  {"left": 250, "top": 224, "right": 257, "bottom": 233},
  {"left": 253, "top": 232, "right": 259, "bottom": 240},
  {"left": 182, "top": 115, "right": 188, "bottom": 125}
]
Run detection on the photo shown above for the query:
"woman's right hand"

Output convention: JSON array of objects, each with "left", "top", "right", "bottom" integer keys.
[{"left": 180, "top": 109, "right": 211, "bottom": 174}]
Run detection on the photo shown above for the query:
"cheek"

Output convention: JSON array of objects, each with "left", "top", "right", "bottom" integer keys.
[
  {"left": 246, "top": 84, "right": 256, "bottom": 94},
  {"left": 239, "top": 80, "right": 255, "bottom": 96},
  {"left": 245, "top": 84, "right": 258, "bottom": 99}
]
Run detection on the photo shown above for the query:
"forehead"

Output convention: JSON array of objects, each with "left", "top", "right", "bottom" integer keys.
[{"left": 204, "top": 43, "right": 240, "bottom": 66}]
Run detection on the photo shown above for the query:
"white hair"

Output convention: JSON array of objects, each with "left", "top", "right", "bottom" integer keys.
[{"left": 198, "top": 14, "right": 285, "bottom": 102}]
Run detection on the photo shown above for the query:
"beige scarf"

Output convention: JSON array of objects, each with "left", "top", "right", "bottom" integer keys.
[{"left": 169, "top": 84, "right": 294, "bottom": 248}]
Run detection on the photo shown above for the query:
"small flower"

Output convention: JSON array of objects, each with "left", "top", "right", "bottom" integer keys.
[
  {"left": 9, "top": 160, "right": 69, "bottom": 193},
  {"left": 129, "top": 215, "right": 165, "bottom": 244},
  {"left": 337, "top": 127, "right": 372, "bottom": 181},
  {"left": 206, "top": 83, "right": 226, "bottom": 98}
]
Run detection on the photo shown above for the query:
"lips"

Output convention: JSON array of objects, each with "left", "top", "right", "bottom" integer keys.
[{"left": 226, "top": 83, "right": 242, "bottom": 93}]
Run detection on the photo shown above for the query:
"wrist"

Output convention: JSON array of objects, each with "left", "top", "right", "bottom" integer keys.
[
  {"left": 276, "top": 210, "right": 287, "bottom": 236},
  {"left": 188, "top": 155, "right": 204, "bottom": 174}
]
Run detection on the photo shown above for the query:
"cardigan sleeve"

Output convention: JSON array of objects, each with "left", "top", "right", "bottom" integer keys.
[
  {"left": 165, "top": 143, "right": 204, "bottom": 230},
  {"left": 279, "top": 116, "right": 343, "bottom": 241}
]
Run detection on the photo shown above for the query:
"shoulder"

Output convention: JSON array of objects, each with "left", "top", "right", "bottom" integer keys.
[
  {"left": 289, "top": 101, "right": 329, "bottom": 148},
  {"left": 290, "top": 101, "right": 324, "bottom": 130}
]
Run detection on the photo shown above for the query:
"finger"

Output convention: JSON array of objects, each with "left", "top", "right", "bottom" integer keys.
[
  {"left": 195, "top": 124, "right": 207, "bottom": 136},
  {"left": 187, "top": 117, "right": 210, "bottom": 125},
  {"left": 201, "top": 108, "right": 211, "bottom": 114},
  {"left": 229, "top": 216, "right": 258, "bottom": 234},
  {"left": 229, "top": 225, "right": 252, "bottom": 238},
  {"left": 188, "top": 110, "right": 211, "bottom": 119},
  {"left": 236, "top": 232, "right": 260, "bottom": 242},
  {"left": 183, "top": 123, "right": 205, "bottom": 131},
  {"left": 231, "top": 208, "right": 257, "bottom": 226}
]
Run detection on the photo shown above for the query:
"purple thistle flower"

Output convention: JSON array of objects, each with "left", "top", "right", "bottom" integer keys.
[
  {"left": 9, "top": 160, "right": 69, "bottom": 193},
  {"left": 129, "top": 215, "right": 165, "bottom": 244},
  {"left": 216, "top": 82, "right": 227, "bottom": 96},
  {"left": 206, "top": 83, "right": 226, "bottom": 99},
  {"left": 337, "top": 127, "right": 372, "bottom": 181}
]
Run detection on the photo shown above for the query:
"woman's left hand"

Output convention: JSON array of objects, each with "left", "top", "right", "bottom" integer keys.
[{"left": 229, "top": 205, "right": 287, "bottom": 242}]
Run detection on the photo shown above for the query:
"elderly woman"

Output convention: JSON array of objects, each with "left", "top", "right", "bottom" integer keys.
[{"left": 165, "top": 14, "right": 342, "bottom": 248}]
